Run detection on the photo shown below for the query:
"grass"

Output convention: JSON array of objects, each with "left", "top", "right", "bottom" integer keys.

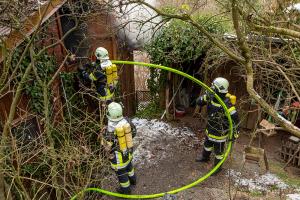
[
  {"left": 269, "top": 160, "right": 300, "bottom": 187},
  {"left": 250, "top": 190, "right": 264, "bottom": 197}
]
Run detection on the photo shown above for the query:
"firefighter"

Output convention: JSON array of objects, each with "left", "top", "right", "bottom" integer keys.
[
  {"left": 79, "top": 47, "right": 118, "bottom": 102},
  {"left": 102, "top": 102, "right": 137, "bottom": 194},
  {"left": 195, "top": 77, "right": 239, "bottom": 175}
]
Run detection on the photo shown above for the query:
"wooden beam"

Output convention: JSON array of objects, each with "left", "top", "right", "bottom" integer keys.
[{"left": 0, "top": 0, "right": 67, "bottom": 62}]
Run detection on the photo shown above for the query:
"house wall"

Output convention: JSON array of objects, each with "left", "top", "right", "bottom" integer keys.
[
  {"left": 0, "top": 8, "right": 136, "bottom": 127},
  {"left": 0, "top": 92, "right": 30, "bottom": 126},
  {"left": 0, "top": 11, "right": 65, "bottom": 125},
  {"left": 44, "top": 13, "right": 67, "bottom": 122},
  {"left": 84, "top": 13, "right": 135, "bottom": 116}
]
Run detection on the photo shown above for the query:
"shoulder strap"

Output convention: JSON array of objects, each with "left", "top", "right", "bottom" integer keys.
[{"left": 212, "top": 97, "right": 231, "bottom": 113}]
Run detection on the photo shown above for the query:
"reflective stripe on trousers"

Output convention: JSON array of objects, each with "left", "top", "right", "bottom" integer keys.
[
  {"left": 206, "top": 129, "right": 228, "bottom": 142},
  {"left": 215, "top": 154, "right": 224, "bottom": 160}
]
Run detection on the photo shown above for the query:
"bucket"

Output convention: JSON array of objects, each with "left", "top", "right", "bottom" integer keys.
[{"left": 175, "top": 106, "right": 186, "bottom": 117}]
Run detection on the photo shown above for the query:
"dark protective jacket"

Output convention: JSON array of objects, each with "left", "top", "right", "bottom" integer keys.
[
  {"left": 81, "top": 60, "right": 107, "bottom": 96},
  {"left": 197, "top": 93, "right": 239, "bottom": 141}
]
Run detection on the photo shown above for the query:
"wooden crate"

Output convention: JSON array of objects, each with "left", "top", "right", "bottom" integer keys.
[{"left": 243, "top": 146, "right": 269, "bottom": 174}]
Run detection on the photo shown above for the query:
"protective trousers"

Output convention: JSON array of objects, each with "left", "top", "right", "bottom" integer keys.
[
  {"left": 202, "top": 136, "right": 225, "bottom": 168},
  {"left": 110, "top": 151, "right": 136, "bottom": 194}
]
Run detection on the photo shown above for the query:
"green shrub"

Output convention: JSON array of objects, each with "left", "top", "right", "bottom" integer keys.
[
  {"left": 145, "top": 13, "right": 230, "bottom": 103},
  {"left": 146, "top": 13, "right": 230, "bottom": 67}
]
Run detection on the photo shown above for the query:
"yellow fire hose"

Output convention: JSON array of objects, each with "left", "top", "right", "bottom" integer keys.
[{"left": 70, "top": 60, "right": 234, "bottom": 199}]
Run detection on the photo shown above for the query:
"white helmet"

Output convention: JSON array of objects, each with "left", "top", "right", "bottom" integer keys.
[
  {"left": 212, "top": 77, "right": 229, "bottom": 93},
  {"left": 95, "top": 47, "right": 109, "bottom": 60},
  {"left": 107, "top": 102, "right": 123, "bottom": 122}
]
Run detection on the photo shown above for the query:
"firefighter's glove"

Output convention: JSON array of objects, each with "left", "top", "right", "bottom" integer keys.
[
  {"left": 195, "top": 96, "right": 201, "bottom": 105},
  {"left": 228, "top": 131, "right": 239, "bottom": 142},
  {"left": 69, "top": 54, "right": 76, "bottom": 62},
  {"left": 101, "top": 139, "right": 112, "bottom": 152},
  {"left": 81, "top": 71, "right": 90, "bottom": 80},
  {"left": 234, "top": 132, "right": 239, "bottom": 140}
]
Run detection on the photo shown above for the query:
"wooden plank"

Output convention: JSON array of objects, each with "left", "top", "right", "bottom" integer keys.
[
  {"left": 289, "top": 136, "right": 300, "bottom": 143},
  {"left": 118, "top": 50, "right": 135, "bottom": 116},
  {"left": 244, "top": 145, "right": 269, "bottom": 174},
  {"left": 0, "top": 0, "right": 67, "bottom": 62},
  {"left": 245, "top": 154, "right": 260, "bottom": 162},
  {"left": 244, "top": 146, "right": 265, "bottom": 155},
  {"left": 54, "top": 11, "right": 66, "bottom": 56}
]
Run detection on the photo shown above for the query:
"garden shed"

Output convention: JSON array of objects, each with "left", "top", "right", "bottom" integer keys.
[{"left": 0, "top": 0, "right": 136, "bottom": 130}]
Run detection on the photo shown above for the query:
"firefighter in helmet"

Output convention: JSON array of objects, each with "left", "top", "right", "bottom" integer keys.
[
  {"left": 79, "top": 47, "right": 118, "bottom": 102},
  {"left": 195, "top": 77, "right": 239, "bottom": 174},
  {"left": 101, "top": 102, "right": 137, "bottom": 194}
]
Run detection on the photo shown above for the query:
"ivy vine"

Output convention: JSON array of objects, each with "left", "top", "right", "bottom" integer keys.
[{"left": 12, "top": 48, "right": 56, "bottom": 115}]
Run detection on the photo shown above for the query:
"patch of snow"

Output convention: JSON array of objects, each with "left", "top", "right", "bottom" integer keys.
[
  {"left": 287, "top": 193, "right": 300, "bottom": 200},
  {"left": 131, "top": 118, "right": 197, "bottom": 167},
  {"left": 227, "top": 169, "right": 288, "bottom": 192}
]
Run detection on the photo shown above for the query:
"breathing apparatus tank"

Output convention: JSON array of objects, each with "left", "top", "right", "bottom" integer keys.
[
  {"left": 123, "top": 123, "right": 133, "bottom": 149},
  {"left": 112, "top": 64, "right": 118, "bottom": 85},
  {"left": 226, "top": 93, "right": 237, "bottom": 105},
  {"left": 115, "top": 126, "right": 127, "bottom": 152},
  {"left": 115, "top": 123, "right": 133, "bottom": 153},
  {"left": 106, "top": 65, "right": 113, "bottom": 85},
  {"left": 230, "top": 95, "right": 236, "bottom": 105}
]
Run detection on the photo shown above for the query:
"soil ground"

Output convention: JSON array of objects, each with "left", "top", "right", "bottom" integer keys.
[{"left": 94, "top": 113, "right": 300, "bottom": 200}]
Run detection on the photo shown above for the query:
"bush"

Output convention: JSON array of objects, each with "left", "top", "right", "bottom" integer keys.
[
  {"left": 145, "top": 13, "right": 230, "bottom": 103},
  {"left": 145, "top": 13, "right": 230, "bottom": 67}
]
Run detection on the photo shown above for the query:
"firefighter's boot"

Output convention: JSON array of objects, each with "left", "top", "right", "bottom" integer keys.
[
  {"left": 116, "top": 186, "right": 131, "bottom": 194},
  {"left": 129, "top": 175, "right": 137, "bottom": 186},
  {"left": 195, "top": 149, "right": 211, "bottom": 162}
]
